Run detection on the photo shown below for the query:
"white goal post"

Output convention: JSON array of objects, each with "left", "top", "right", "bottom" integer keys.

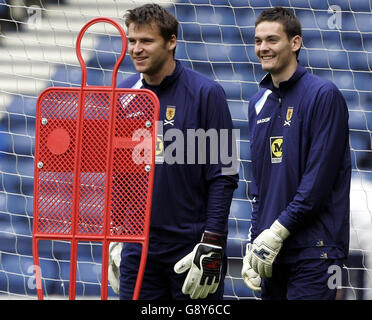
[{"left": 0, "top": 0, "right": 371, "bottom": 299}]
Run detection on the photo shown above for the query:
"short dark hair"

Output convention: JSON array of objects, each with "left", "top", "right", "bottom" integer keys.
[
  {"left": 255, "top": 7, "right": 302, "bottom": 57},
  {"left": 124, "top": 3, "right": 178, "bottom": 41}
]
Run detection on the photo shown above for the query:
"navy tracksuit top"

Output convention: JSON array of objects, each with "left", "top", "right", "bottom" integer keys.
[
  {"left": 248, "top": 64, "right": 351, "bottom": 262},
  {"left": 118, "top": 60, "right": 239, "bottom": 245}
]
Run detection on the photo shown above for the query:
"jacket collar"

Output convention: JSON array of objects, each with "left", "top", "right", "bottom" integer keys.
[
  {"left": 141, "top": 59, "right": 183, "bottom": 91},
  {"left": 260, "top": 63, "right": 307, "bottom": 92}
]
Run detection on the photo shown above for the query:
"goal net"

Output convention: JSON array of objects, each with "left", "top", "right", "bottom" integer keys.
[{"left": 0, "top": 0, "right": 371, "bottom": 300}]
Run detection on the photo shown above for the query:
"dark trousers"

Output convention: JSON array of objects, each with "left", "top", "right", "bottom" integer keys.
[
  {"left": 261, "top": 258, "right": 343, "bottom": 300},
  {"left": 119, "top": 241, "right": 227, "bottom": 300}
]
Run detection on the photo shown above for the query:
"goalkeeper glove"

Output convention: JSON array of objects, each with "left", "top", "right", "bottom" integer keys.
[
  {"left": 108, "top": 242, "right": 123, "bottom": 295},
  {"left": 247, "top": 220, "right": 290, "bottom": 278},
  {"left": 241, "top": 243, "right": 261, "bottom": 292},
  {"left": 174, "top": 231, "right": 223, "bottom": 299}
]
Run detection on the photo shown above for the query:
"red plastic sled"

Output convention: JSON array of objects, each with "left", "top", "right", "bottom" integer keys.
[{"left": 32, "top": 17, "right": 159, "bottom": 300}]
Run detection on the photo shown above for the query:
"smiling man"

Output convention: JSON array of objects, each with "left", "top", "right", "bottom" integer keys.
[
  {"left": 108, "top": 3, "right": 238, "bottom": 300},
  {"left": 241, "top": 7, "right": 351, "bottom": 300}
]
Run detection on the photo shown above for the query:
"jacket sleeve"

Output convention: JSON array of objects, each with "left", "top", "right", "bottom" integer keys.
[
  {"left": 277, "top": 85, "right": 350, "bottom": 232},
  {"left": 203, "top": 84, "right": 239, "bottom": 237},
  {"left": 248, "top": 98, "right": 259, "bottom": 242}
]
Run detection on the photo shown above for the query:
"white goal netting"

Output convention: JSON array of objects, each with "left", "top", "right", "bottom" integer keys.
[{"left": 0, "top": 0, "right": 371, "bottom": 299}]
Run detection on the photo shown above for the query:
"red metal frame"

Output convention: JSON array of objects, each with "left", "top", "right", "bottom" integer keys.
[{"left": 32, "top": 17, "right": 159, "bottom": 300}]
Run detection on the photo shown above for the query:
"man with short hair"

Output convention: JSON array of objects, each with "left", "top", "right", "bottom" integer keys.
[
  {"left": 242, "top": 7, "right": 351, "bottom": 300},
  {"left": 108, "top": 3, "right": 238, "bottom": 300}
]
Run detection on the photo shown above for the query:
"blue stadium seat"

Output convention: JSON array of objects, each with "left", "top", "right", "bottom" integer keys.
[
  {"left": 350, "top": 2, "right": 372, "bottom": 12},
  {"left": 348, "top": 51, "right": 370, "bottom": 71},
  {"left": 301, "top": 29, "right": 323, "bottom": 49},
  {"left": 341, "top": 90, "right": 359, "bottom": 109},
  {"left": 201, "top": 24, "right": 221, "bottom": 43},
  {"left": 341, "top": 32, "right": 363, "bottom": 51},
  {"left": 0, "top": 132, "right": 13, "bottom": 153},
  {"left": 6, "top": 113, "right": 29, "bottom": 135},
  {"left": 219, "top": 80, "right": 242, "bottom": 100},
  {"left": 15, "top": 155, "right": 34, "bottom": 176},
  {"left": 221, "top": 26, "right": 244, "bottom": 44},
  {"left": 239, "top": 161, "right": 252, "bottom": 182},
  {"left": 328, "top": 50, "right": 349, "bottom": 70},
  {"left": 234, "top": 7, "right": 256, "bottom": 27},
  {"left": 224, "top": 276, "right": 253, "bottom": 298},
  {"left": 355, "top": 13, "right": 372, "bottom": 33},
  {"left": 175, "top": 40, "right": 188, "bottom": 60},
  {"left": 2, "top": 173, "right": 21, "bottom": 194},
  {"left": 326, "top": 0, "right": 351, "bottom": 11},
  {"left": 174, "top": 4, "right": 196, "bottom": 23},
  {"left": 20, "top": 176, "right": 34, "bottom": 197},
  {"left": 191, "top": 61, "right": 214, "bottom": 78},
  {"left": 295, "top": 9, "right": 318, "bottom": 28},
  {"left": 242, "top": 82, "right": 260, "bottom": 101},
  {"left": 5, "top": 96, "right": 37, "bottom": 117},
  {"left": 354, "top": 72, "right": 372, "bottom": 91},
  {"left": 239, "top": 26, "right": 255, "bottom": 44},
  {"left": 321, "top": 30, "right": 343, "bottom": 50},
  {"left": 52, "top": 65, "right": 81, "bottom": 86},
  {"left": 228, "top": 45, "right": 249, "bottom": 63},
  {"left": 311, "top": 68, "right": 335, "bottom": 84},
  {"left": 8, "top": 215, "right": 32, "bottom": 237},
  {"left": 228, "top": 100, "right": 248, "bottom": 120},
  {"left": 184, "top": 42, "right": 208, "bottom": 61},
  {"left": 333, "top": 71, "right": 355, "bottom": 90},
  {"left": 308, "top": 0, "right": 329, "bottom": 10},
  {"left": 362, "top": 33, "right": 372, "bottom": 52},
  {"left": 214, "top": 6, "right": 236, "bottom": 26},
  {"left": 76, "top": 262, "right": 101, "bottom": 283},
  {"left": 229, "top": 199, "right": 252, "bottom": 220},
  {"left": 349, "top": 111, "right": 367, "bottom": 131},
  {"left": 118, "top": 54, "right": 136, "bottom": 74},
  {"left": 0, "top": 153, "right": 17, "bottom": 174},
  {"left": 4, "top": 193, "right": 26, "bottom": 215},
  {"left": 342, "top": 12, "right": 359, "bottom": 32},
  {"left": 248, "top": 0, "right": 271, "bottom": 8},
  {"left": 180, "top": 23, "right": 202, "bottom": 42},
  {"left": 366, "top": 112, "right": 372, "bottom": 131},
  {"left": 306, "top": 49, "right": 330, "bottom": 68},
  {"left": 206, "top": 43, "right": 230, "bottom": 61},
  {"left": 190, "top": 0, "right": 210, "bottom": 4},
  {"left": 12, "top": 134, "right": 33, "bottom": 156},
  {"left": 15, "top": 236, "right": 33, "bottom": 256},
  {"left": 239, "top": 140, "right": 251, "bottom": 162},
  {"left": 240, "top": 45, "right": 258, "bottom": 63},
  {"left": 195, "top": 5, "right": 220, "bottom": 24},
  {"left": 226, "top": 238, "right": 245, "bottom": 258},
  {"left": 233, "top": 180, "right": 248, "bottom": 201},
  {"left": 87, "top": 37, "right": 123, "bottom": 69},
  {"left": 212, "top": 63, "right": 234, "bottom": 80},
  {"left": 349, "top": 131, "right": 370, "bottom": 151}
]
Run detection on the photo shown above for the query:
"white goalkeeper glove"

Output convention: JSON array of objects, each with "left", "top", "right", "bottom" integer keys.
[
  {"left": 108, "top": 242, "right": 123, "bottom": 295},
  {"left": 247, "top": 220, "right": 290, "bottom": 278},
  {"left": 241, "top": 243, "right": 261, "bottom": 292},
  {"left": 174, "top": 232, "right": 223, "bottom": 299}
]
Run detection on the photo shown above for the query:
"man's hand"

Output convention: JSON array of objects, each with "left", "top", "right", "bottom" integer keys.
[
  {"left": 241, "top": 243, "right": 261, "bottom": 291},
  {"left": 247, "top": 220, "right": 290, "bottom": 278},
  {"left": 174, "top": 232, "right": 223, "bottom": 299},
  {"left": 108, "top": 242, "right": 123, "bottom": 295}
]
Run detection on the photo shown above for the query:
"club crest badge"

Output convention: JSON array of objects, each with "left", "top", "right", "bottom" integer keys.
[
  {"left": 284, "top": 106, "right": 294, "bottom": 127},
  {"left": 165, "top": 106, "right": 176, "bottom": 126}
]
